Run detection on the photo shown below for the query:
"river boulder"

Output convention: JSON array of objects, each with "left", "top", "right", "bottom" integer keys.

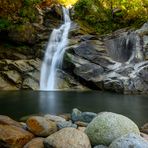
[
  {"left": 109, "top": 133, "right": 148, "bottom": 148},
  {"left": 44, "top": 127, "right": 91, "bottom": 148},
  {"left": 24, "top": 137, "right": 44, "bottom": 148},
  {"left": 72, "top": 108, "right": 97, "bottom": 123},
  {"left": 140, "top": 122, "right": 148, "bottom": 134},
  {"left": 26, "top": 116, "right": 57, "bottom": 137},
  {"left": 85, "top": 112, "right": 140, "bottom": 146},
  {"left": 44, "top": 114, "right": 66, "bottom": 122},
  {"left": 57, "top": 121, "right": 77, "bottom": 129},
  {"left": 0, "top": 115, "right": 22, "bottom": 127},
  {"left": 0, "top": 124, "right": 34, "bottom": 148},
  {"left": 94, "top": 145, "right": 108, "bottom": 148}
]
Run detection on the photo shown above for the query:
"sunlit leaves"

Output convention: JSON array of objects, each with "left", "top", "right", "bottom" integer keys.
[
  {"left": 74, "top": 0, "right": 148, "bottom": 34},
  {"left": 57, "top": 0, "right": 78, "bottom": 6}
]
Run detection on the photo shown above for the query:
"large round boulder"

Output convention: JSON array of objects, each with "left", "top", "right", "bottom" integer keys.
[
  {"left": 109, "top": 133, "right": 148, "bottom": 148},
  {"left": 85, "top": 112, "right": 140, "bottom": 146},
  {"left": 44, "top": 127, "right": 91, "bottom": 148}
]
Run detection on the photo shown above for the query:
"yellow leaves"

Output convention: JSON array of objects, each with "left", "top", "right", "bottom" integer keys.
[
  {"left": 121, "top": 5, "right": 126, "bottom": 10},
  {"left": 57, "top": 0, "right": 78, "bottom": 6}
]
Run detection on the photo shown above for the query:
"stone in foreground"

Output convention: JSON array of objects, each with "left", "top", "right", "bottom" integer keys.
[
  {"left": 57, "top": 121, "right": 77, "bottom": 129},
  {"left": 24, "top": 137, "right": 44, "bottom": 148},
  {"left": 26, "top": 116, "right": 57, "bottom": 137},
  {"left": 44, "top": 114, "right": 66, "bottom": 122},
  {"left": 44, "top": 127, "right": 91, "bottom": 148},
  {"left": 85, "top": 112, "right": 140, "bottom": 146},
  {"left": 0, "top": 115, "right": 22, "bottom": 127},
  {"left": 140, "top": 122, "right": 148, "bottom": 134},
  {"left": 109, "top": 133, "right": 148, "bottom": 148},
  {"left": 140, "top": 132, "right": 148, "bottom": 141},
  {"left": 94, "top": 145, "right": 108, "bottom": 148},
  {"left": 72, "top": 108, "right": 97, "bottom": 123},
  {"left": 0, "top": 124, "right": 34, "bottom": 148}
]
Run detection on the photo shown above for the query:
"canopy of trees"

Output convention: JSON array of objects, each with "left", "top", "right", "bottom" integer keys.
[{"left": 74, "top": 0, "right": 148, "bottom": 33}]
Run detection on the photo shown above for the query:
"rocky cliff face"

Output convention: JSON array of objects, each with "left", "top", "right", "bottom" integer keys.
[
  {"left": 63, "top": 22, "right": 148, "bottom": 94},
  {"left": 0, "top": 3, "right": 148, "bottom": 94},
  {"left": 0, "top": 3, "right": 62, "bottom": 90},
  {"left": 0, "top": 3, "right": 85, "bottom": 90}
]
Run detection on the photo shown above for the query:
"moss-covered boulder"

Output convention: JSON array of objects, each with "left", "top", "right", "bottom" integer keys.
[{"left": 85, "top": 112, "right": 140, "bottom": 146}]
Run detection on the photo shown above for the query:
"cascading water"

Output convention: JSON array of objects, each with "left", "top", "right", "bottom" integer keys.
[{"left": 40, "top": 7, "right": 71, "bottom": 91}]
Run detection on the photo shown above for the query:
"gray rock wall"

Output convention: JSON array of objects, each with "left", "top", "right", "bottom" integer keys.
[{"left": 63, "top": 22, "right": 148, "bottom": 94}]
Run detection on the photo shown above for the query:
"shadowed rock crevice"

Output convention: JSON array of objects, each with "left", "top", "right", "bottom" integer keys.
[{"left": 105, "top": 31, "right": 137, "bottom": 63}]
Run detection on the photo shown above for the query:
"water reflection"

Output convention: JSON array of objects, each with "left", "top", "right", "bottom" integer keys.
[{"left": 39, "top": 91, "right": 61, "bottom": 114}]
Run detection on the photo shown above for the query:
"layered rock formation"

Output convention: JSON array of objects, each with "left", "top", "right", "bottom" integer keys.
[
  {"left": 0, "top": 3, "right": 62, "bottom": 90},
  {"left": 63, "top": 22, "right": 148, "bottom": 94},
  {"left": 0, "top": 2, "right": 148, "bottom": 93}
]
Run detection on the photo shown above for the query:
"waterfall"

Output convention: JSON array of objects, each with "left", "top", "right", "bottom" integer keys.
[{"left": 40, "top": 7, "right": 71, "bottom": 91}]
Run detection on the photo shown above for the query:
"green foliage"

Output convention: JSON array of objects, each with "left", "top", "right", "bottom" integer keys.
[
  {"left": 23, "top": 0, "right": 41, "bottom": 6},
  {"left": 19, "top": 7, "right": 37, "bottom": 22},
  {"left": 74, "top": 0, "right": 148, "bottom": 34},
  {"left": 0, "top": 18, "right": 10, "bottom": 30},
  {"left": 19, "top": 0, "right": 42, "bottom": 22},
  {"left": 0, "top": 0, "right": 42, "bottom": 31}
]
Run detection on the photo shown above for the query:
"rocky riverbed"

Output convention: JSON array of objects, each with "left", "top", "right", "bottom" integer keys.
[{"left": 0, "top": 109, "right": 148, "bottom": 148}]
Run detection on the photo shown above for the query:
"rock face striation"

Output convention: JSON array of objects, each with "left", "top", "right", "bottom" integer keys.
[{"left": 63, "top": 22, "right": 148, "bottom": 94}]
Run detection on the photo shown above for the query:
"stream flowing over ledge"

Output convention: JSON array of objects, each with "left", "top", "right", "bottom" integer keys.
[{"left": 0, "top": 5, "right": 147, "bottom": 94}]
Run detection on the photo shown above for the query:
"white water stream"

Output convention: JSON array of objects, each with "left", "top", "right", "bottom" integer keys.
[{"left": 40, "top": 7, "right": 71, "bottom": 91}]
